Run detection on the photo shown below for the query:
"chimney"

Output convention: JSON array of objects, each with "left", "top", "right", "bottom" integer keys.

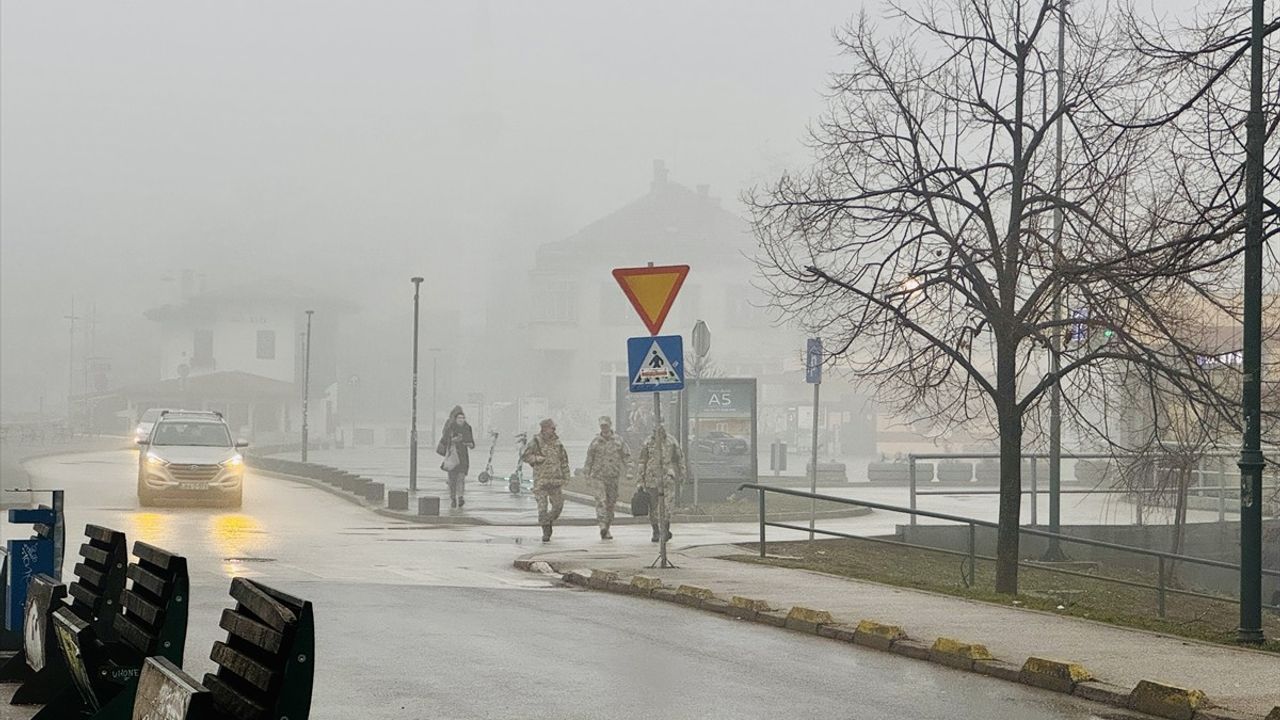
[{"left": 651, "top": 159, "right": 669, "bottom": 192}]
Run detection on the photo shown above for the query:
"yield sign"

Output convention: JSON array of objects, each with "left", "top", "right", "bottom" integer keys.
[{"left": 612, "top": 264, "right": 690, "bottom": 335}]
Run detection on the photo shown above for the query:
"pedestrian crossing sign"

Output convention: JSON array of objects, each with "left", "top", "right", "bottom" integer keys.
[{"left": 627, "top": 335, "right": 684, "bottom": 393}]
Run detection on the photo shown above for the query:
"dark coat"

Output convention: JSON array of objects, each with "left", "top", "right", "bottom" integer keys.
[{"left": 438, "top": 406, "right": 476, "bottom": 475}]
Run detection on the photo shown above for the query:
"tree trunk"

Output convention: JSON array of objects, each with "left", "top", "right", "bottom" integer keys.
[{"left": 995, "top": 339, "right": 1023, "bottom": 595}]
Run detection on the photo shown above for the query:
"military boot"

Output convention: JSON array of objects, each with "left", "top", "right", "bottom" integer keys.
[
  {"left": 600, "top": 525, "right": 613, "bottom": 540},
  {"left": 542, "top": 524, "right": 552, "bottom": 542},
  {"left": 651, "top": 523, "right": 660, "bottom": 542}
]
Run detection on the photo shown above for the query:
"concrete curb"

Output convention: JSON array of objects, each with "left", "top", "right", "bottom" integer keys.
[
  {"left": 512, "top": 555, "right": 1240, "bottom": 720},
  {"left": 1128, "top": 680, "right": 1206, "bottom": 720}
]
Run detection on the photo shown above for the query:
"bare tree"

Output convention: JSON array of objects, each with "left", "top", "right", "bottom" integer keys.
[{"left": 748, "top": 0, "right": 1251, "bottom": 594}]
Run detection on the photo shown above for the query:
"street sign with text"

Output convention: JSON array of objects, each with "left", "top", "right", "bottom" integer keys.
[{"left": 805, "top": 338, "right": 823, "bottom": 384}]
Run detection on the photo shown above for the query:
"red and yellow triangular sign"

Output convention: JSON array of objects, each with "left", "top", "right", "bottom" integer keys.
[{"left": 612, "top": 264, "right": 690, "bottom": 335}]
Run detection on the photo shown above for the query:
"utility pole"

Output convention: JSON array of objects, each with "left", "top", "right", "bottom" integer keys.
[
  {"left": 1236, "top": 0, "right": 1265, "bottom": 646},
  {"left": 301, "top": 310, "right": 314, "bottom": 462},
  {"left": 64, "top": 299, "right": 78, "bottom": 426},
  {"left": 409, "top": 277, "right": 424, "bottom": 493},
  {"left": 1044, "top": 0, "right": 1069, "bottom": 562},
  {"left": 806, "top": 338, "right": 823, "bottom": 540}
]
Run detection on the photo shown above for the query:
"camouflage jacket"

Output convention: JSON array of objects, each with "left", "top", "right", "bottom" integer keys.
[
  {"left": 522, "top": 433, "right": 570, "bottom": 489},
  {"left": 584, "top": 433, "right": 630, "bottom": 482},
  {"left": 636, "top": 435, "right": 684, "bottom": 494}
]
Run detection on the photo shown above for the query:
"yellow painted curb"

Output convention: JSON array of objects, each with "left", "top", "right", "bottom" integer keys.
[
  {"left": 1018, "top": 657, "right": 1092, "bottom": 694},
  {"left": 588, "top": 569, "right": 619, "bottom": 588},
  {"left": 929, "top": 637, "right": 994, "bottom": 670},
  {"left": 1128, "top": 679, "right": 1206, "bottom": 720},
  {"left": 852, "top": 620, "right": 906, "bottom": 650},
  {"left": 676, "top": 585, "right": 715, "bottom": 600},
  {"left": 629, "top": 575, "right": 664, "bottom": 593},
  {"left": 785, "top": 606, "right": 834, "bottom": 632},
  {"left": 729, "top": 596, "right": 773, "bottom": 612}
]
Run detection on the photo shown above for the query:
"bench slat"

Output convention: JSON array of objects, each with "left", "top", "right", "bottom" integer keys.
[
  {"left": 111, "top": 612, "right": 154, "bottom": 655},
  {"left": 67, "top": 581, "right": 101, "bottom": 610},
  {"left": 229, "top": 578, "right": 295, "bottom": 631},
  {"left": 78, "top": 543, "right": 110, "bottom": 566},
  {"left": 72, "top": 562, "right": 106, "bottom": 589},
  {"left": 120, "top": 588, "right": 162, "bottom": 627},
  {"left": 203, "top": 672, "right": 267, "bottom": 720},
  {"left": 209, "top": 641, "right": 276, "bottom": 692},
  {"left": 219, "top": 609, "right": 283, "bottom": 654},
  {"left": 126, "top": 563, "right": 168, "bottom": 597},
  {"left": 84, "top": 524, "right": 124, "bottom": 544},
  {"left": 132, "top": 541, "right": 180, "bottom": 571}
]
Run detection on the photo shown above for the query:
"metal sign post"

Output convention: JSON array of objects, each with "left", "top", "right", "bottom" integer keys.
[
  {"left": 614, "top": 262, "right": 689, "bottom": 570},
  {"left": 806, "top": 338, "right": 823, "bottom": 540}
]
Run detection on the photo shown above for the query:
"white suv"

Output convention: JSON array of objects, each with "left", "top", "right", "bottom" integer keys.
[{"left": 136, "top": 410, "right": 247, "bottom": 507}]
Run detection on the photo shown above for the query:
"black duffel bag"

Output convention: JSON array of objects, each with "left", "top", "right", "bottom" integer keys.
[{"left": 630, "top": 487, "right": 650, "bottom": 517}]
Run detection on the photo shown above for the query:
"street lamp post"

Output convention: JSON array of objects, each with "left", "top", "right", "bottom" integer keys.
[
  {"left": 409, "top": 278, "right": 424, "bottom": 493},
  {"left": 301, "top": 310, "right": 314, "bottom": 462},
  {"left": 1236, "top": 0, "right": 1265, "bottom": 646}
]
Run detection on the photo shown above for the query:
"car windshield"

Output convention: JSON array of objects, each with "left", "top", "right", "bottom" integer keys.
[{"left": 151, "top": 421, "right": 231, "bottom": 447}]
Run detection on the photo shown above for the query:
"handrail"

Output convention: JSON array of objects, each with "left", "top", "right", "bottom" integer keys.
[{"left": 737, "top": 481, "right": 1280, "bottom": 589}]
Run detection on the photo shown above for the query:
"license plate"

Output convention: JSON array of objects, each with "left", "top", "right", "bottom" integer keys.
[{"left": 179, "top": 482, "right": 207, "bottom": 491}]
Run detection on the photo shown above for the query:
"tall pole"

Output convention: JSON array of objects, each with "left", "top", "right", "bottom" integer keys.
[
  {"left": 410, "top": 278, "right": 424, "bottom": 493},
  {"left": 431, "top": 352, "right": 439, "bottom": 449},
  {"left": 655, "top": 390, "right": 672, "bottom": 568},
  {"left": 301, "top": 310, "right": 314, "bottom": 462},
  {"left": 64, "top": 299, "right": 78, "bottom": 425},
  {"left": 1045, "top": 0, "right": 1069, "bottom": 562},
  {"left": 1236, "top": 0, "right": 1265, "bottom": 646},
  {"left": 809, "top": 381, "right": 820, "bottom": 540}
]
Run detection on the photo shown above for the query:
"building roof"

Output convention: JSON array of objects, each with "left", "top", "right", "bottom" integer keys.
[
  {"left": 534, "top": 160, "right": 753, "bottom": 271},
  {"left": 116, "top": 371, "right": 297, "bottom": 401},
  {"left": 144, "top": 277, "right": 358, "bottom": 323}
]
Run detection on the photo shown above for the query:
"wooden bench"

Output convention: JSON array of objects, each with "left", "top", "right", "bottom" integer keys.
[
  {"left": 126, "top": 578, "right": 315, "bottom": 720},
  {"left": 3, "top": 524, "right": 128, "bottom": 705},
  {"left": 38, "top": 540, "right": 189, "bottom": 720}
]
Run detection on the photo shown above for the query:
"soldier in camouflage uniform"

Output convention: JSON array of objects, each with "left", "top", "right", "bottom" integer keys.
[
  {"left": 636, "top": 424, "right": 684, "bottom": 543},
  {"left": 522, "top": 417, "right": 570, "bottom": 542},
  {"left": 584, "top": 416, "right": 630, "bottom": 540}
]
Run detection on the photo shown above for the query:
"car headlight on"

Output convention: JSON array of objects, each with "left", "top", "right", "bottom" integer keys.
[
  {"left": 145, "top": 451, "right": 169, "bottom": 466},
  {"left": 221, "top": 454, "right": 244, "bottom": 469}
]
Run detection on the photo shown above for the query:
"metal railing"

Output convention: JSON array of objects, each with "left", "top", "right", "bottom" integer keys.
[
  {"left": 741, "top": 483, "right": 1280, "bottom": 618},
  {"left": 906, "top": 451, "right": 1279, "bottom": 526}
]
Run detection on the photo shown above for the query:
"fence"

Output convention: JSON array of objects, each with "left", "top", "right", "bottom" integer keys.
[
  {"left": 742, "top": 483, "right": 1280, "bottom": 619},
  {"left": 906, "top": 451, "right": 1280, "bottom": 526}
]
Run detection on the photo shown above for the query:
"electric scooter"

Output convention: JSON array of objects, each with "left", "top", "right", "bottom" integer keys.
[
  {"left": 506, "top": 432, "right": 529, "bottom": 495},
  {"left": 477, "top": 431, "right": 499, "bottom": 484}
]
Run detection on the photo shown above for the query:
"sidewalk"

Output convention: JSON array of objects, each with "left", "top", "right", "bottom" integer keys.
[{"left": 519, "top": 542, "right": 1280, "bottom": 719}]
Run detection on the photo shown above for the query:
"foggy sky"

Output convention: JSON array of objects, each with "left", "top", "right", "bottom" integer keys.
[{"left": 0, "top": 0, "right": 1205, "bottom": 414}]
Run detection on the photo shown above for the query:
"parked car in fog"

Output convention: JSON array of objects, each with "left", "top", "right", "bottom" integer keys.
[{"left": 694, "top": 431, "right": 749, "bottom": 456}]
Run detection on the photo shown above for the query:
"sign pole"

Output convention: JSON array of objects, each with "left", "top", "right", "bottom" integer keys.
[
  {"left": 805, "top": 338, "right": 823, "bottom": 541},
  {"left": 655, "top": 391, "right": 671, "bottom": 568},
  {"left": 810, "top": 381, "right": 819, "bottom": 540}
]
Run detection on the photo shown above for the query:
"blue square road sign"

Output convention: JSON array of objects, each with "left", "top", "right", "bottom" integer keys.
[{"left": 627, "top": 335, "right": 684, "bottom": 393}]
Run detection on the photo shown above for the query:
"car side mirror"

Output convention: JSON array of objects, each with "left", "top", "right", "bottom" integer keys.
[
  {"left": 135, "top": 438, "right": 146, "bottom": 446},
  {"left": 235, "top": 439, "right": 250, "bottom": 448}
]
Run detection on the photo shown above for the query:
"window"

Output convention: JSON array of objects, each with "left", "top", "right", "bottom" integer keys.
[
  {"left": 256, "top": 329, "right": 276, "bottom": 360},
  {"left": 532, "top": 279, "right": 579, "bottom": 323},
  {"left": 193, "top": 329, "right": 214, "bottom": 368},
  {"left": 599, "top": 282, "right": 633, "bottom": 325}
]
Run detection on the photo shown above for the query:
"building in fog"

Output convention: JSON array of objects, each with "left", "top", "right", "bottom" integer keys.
[
  {"left": 494, "top": 160, "right": 876, "bottom": 454},
  {"left": 82, "top": 278, "right": 350, "bottom": 444}
]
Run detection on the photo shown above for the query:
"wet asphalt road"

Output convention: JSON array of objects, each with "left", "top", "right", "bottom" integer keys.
[{"left": 2, "top": 450, "right": 1144, "bottom": 720}]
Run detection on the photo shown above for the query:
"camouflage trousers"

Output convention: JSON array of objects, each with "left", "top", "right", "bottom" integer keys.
[
  {"left": 647, "top": 488, "right": 672, "bottom": 524},
  {"left": 594, "top": 476, "right": 620, "bottom": 528},
  {"left": 533, "top": 484, "right": 564, "bottom": 526}
]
